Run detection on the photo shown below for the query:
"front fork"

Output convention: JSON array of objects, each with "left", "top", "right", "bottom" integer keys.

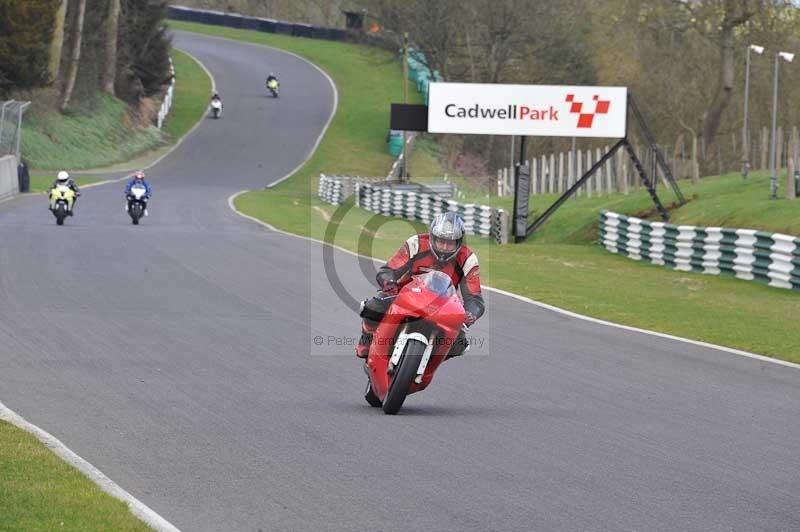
[{"left": 387, "top": 327, "right": 435, "bottom": 384}]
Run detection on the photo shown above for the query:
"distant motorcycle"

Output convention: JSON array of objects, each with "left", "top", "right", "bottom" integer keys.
[
  {"left": 49, "top": 184, "right": 75, "bottom": 226},
  {"left": 126, "top": 183, "right": 148, "bottom": 225},
  {"left": 266, "top": 78, "right": 280, "bottom": 98},
  {"left": 210, "top": 99, "right": 222, "bottom": 118}
]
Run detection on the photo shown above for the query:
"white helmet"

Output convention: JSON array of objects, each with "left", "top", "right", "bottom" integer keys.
[{"left": 57, "top": 171, "right": 69, "bottom": 182}]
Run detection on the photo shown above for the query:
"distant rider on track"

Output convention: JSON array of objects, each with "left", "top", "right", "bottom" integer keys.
[
  {"left": 210, "top": 92, "right": 223, "bottom": 117},
  {"left": 124, "top": 170, "right": 153, "bottom": 216},
  {"left": 48, "top": 170, "right": 80, "bottom": 215}
]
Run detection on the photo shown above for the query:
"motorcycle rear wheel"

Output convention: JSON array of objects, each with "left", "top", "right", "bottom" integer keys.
[{"left": 382, "top": 339, "right": 425, "bottom": 415}]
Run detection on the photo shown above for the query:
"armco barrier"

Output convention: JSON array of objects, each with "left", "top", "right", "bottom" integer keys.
[
  {"left": 318, "top": 175, "right": 352, "bottom": 205},
  {"left": 167, "top": 6, "right": 385, "bottom": 46},
  {"left": 318, "top": 175, "right": 392, "bottom": 206},
  {"left": 599, "top": 210, "right": 800, "bottom": 291},
  {"left": 156, "top": 58, "right": 176, "bottom": 129},
  {"left": 0, "top": 155, "right": 19, "bottom": 201},
  {"left": 357, "top": 183, "right": 501, "bottom": 239},
  {"left": 319, "top": 175, "right": 508, "bottom": 243}
]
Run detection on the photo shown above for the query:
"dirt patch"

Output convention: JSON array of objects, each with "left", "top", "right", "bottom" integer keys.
[
  {"left": 632, "top": 197, "right": 693, "bottom": 221},
  {"left": 312, "top": 205, "right": 331, "bottom": 222},
  {"left": 125, "top": 97, "right": 160, "bottom": 128}
]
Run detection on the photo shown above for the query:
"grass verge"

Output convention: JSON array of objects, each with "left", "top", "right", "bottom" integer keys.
[
  {"left": 0, "top": 420, "right": 151, "bottom": 532},
  {"left": 162, "top": 49, "right": 212, "bottom": 142},
  {"left": 173, "top": 22, "right": 800, "bottom": 363},
  {"left": 28, "top": 174, "right": 103, "bottom": 193},
  {"left": 22, "top": 49, "right": 209, "bottom": 173},
  {"left": 22, "top": 93, "right": 164, "bottom": 171}
]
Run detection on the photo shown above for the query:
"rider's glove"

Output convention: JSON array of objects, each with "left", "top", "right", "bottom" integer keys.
[{"left": 465, "top": 311, "right": 477, "bottom": 327}]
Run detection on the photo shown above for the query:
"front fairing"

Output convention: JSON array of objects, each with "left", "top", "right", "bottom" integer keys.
[
  {"left": 130, "top": 185, "right": 147, "bottom": 200},
  {"left": 366, "top": 272, "right": 466, "bottom": 400},
  {"left": 387, "top": 275, "right": 466, "bottom": 339},
  {"left": 50, "top": 185, "right": 73, "bottom": 201}
]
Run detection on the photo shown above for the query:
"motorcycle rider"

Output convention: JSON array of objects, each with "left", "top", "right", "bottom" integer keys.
[
  {"left": 266, "top": 72, "right": 279, "bottom": 90},
  {"left": 356, "top": 211, "right": 485, "bottom": 360},
  {"left": 48, "top": 170, "right": 80, "bottom": 215},
  {"left": 124, "top": 170, "right": 153, "bottom": 216},
  {"left": 210, "top": 92, "right": 223, "bottom": 111}
]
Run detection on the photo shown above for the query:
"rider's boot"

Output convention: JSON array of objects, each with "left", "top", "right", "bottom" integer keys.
[
  {"left": 355, "top": 320, "right": 377, "bottom": 359},
  {"left": 445, "top": 328, "right": 470, "bottom": 360}
]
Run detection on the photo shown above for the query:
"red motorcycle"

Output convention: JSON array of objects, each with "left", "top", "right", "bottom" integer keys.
[{"left": 363, "top": 270, "right": 467, "bottom": 414}]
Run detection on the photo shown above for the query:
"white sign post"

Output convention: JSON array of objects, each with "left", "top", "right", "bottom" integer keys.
[{"left": 428, "top": 82, "right": 627, "bottom": 139}]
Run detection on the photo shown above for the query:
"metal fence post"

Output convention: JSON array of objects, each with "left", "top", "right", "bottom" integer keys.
[
  {"left": 15, "top": 103, "right": 30, "bottom": 158},
  {"left": 0, "top": 100, "right": 15, "bottom": 153}
]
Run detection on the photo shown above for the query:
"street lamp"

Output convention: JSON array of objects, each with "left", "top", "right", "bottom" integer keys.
[
  {"left": 769, "top": 51, "right": 794, "bottom": 199},
  {"left": 742, "top": 44, "right": 763, "bottom": 178}
]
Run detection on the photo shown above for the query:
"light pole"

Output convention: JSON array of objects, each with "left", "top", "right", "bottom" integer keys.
[
  {"left": 401, "top": 32, "right": 409, "bottom": 182},
  {"left": 742, "top": 44, "right": 763, "bottom": 178},
  {"left": 769, "top": 51, "right": 794, "bottom": 199}
]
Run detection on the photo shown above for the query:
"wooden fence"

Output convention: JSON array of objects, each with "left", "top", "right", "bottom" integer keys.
[{"left": 497, "top": 126, "right": 800, "bottom": 197}]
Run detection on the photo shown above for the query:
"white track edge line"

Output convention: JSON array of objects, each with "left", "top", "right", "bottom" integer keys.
[
  {"left": 227, "top": 192, "right": 800, "bottom": 371},
  {"left": 0, "top": 401, "right": 181, "bottom": 532}
]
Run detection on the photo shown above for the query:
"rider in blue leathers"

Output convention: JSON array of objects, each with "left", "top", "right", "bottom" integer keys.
[{"left": 124, "top": 170, "right": 153, "bottom": 216}]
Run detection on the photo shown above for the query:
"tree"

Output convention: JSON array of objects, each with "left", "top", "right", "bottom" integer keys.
[
  {"left": 0, "top": 0, "right": 62, "bottom": 91},
  {"left": 60, "top": 0, "right": 87, "bottom": 110},
  {"left": 115, "top": 0, "right": 172, "bottom": 102},
  {"left": 48, "top": 0, "right": 69, "bottom": 83},
  {"left": 103, "top": 0, "right": 121, "bottom": 95},
  {"left": 368, "top": 0, "right": 466, "bottom": 81},
  {"left": 673, "top": 0, "right": 762, "bottom": 150}
]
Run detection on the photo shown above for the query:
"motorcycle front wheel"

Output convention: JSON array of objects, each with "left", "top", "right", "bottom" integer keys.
[
  {"left": 382, "top": 339, "right": 425, "bottom": 415},
  {"left": 55, "top": 203, "right": 67, "bottom": 226},
  {"left": 129, "top": 202, "right": 143, "bottom": 225}
]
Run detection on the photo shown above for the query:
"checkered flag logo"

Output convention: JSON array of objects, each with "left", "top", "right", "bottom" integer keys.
[{"left": 565, "top": 94, "right": 611, "bottom": 128}]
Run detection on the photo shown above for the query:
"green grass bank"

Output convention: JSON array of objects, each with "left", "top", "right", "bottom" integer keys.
[
  {"left": 28, "top": 174, "right": 102, "bottom": 193},
  {"left": 0, "top": 420, "right": 151, "bottom": 532},
  {"left": 22, "top": 49, "right": 209, "bottom": 172}
]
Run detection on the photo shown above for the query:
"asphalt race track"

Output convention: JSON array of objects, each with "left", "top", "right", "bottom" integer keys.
[{"left": 1, "top": 31, "right": 798, "bottom": 532}]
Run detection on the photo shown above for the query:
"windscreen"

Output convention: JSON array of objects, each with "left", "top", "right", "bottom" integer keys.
[{"left": 416, "top": 270, "right": 456, "bottom": 297}]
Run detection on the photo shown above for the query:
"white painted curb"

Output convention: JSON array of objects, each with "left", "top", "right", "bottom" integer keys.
[{"left": 0, "top": 401, "right": 181, "bottom": 531}]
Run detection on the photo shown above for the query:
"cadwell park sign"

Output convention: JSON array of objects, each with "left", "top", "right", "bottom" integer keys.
[
  {"left": 427, "top": 82, "right": 628, "bottom": 138},
  {"left": 389, "top": 82, "right": 681, "bottom": 242}
]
